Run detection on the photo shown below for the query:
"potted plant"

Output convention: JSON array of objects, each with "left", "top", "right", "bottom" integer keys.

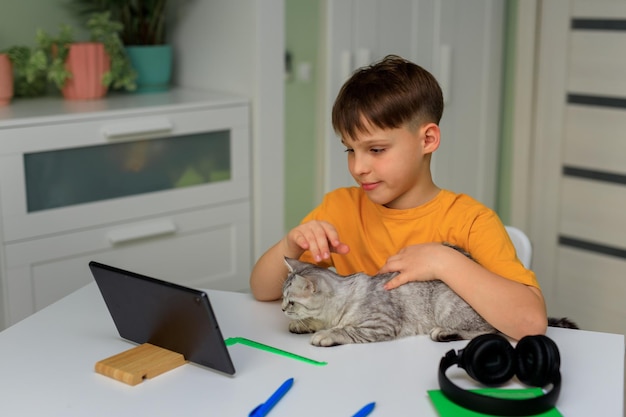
[
  {"left": 67, "top": 0, "right": 175, "bottom": 93},
  {"left": 0, "top": 51, "right": 14, "bottom": 106},
  {"left": 37, "top": 11, "right": 136, "bottom": 99},
  {"left": 2, "top": 45, "right": 48, "bottom": 98}
]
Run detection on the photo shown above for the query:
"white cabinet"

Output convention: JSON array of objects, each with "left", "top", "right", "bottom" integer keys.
[{"left": 0, "top": 89, "right": 252, "bottom": 328}]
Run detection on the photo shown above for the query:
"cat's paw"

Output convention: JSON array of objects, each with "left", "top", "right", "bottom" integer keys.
[
  {"left": 429, "top": 327, "right": 462, "bottom": 342},
  {"left": 288, "top": 320, "right": 315, "bottom": 334},
  {"left": 430, "top": 327, "right": 497, "bottom": 342},
  {"left": 548, "top": 316, "right": 579, "bottom": 329},
  {"left": 310, "top": 329, "right": 348, "bottom": 347}
]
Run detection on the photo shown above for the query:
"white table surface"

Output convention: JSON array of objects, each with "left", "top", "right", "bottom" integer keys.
[{"left": 0, "top": 283, "right": 623, "bottom": 416}]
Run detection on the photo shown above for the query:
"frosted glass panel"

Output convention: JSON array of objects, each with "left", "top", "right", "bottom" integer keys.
[{"left": 24, "top": 131, "right": 231, "bottom": 212}]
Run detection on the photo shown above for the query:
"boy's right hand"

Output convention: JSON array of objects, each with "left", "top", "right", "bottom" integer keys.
[{"left": 286, "top": 220, "right": 350, "bottom": 262}]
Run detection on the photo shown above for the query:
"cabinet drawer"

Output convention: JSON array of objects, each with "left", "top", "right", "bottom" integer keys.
[
  {"left": 0, "top": 104, "right": 249, "bottom": 242},
  {"left": 4, "top": 202, "right": 251, "bottom": 325}
]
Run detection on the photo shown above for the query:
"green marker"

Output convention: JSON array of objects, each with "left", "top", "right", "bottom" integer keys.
[{"left": 225, "top": 337, "right": 328, "bottom": 366}]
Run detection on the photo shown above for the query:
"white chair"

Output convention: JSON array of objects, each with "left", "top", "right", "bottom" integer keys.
[{"left": 505, "top": 225, "right": 532, "bottom": 269}]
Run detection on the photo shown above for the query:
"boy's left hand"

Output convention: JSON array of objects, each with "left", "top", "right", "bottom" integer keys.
[{"left": 378, "top": 243, "right": 442, "bottom": 290}]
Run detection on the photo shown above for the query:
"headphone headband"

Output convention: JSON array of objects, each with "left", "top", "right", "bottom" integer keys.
[{"left": 438, "top": 342, "right": 561, "bottom": 416}]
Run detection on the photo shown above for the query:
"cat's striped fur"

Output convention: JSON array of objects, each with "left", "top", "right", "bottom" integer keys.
[
  {"left": 281, "top": 256, "right": 578, "bottom": 347},
  {"left": 281, "top": 256, "right": 495, "bottom": 346}
]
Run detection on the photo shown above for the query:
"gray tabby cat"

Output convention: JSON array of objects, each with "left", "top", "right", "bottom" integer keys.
[
  {"left": 281, "top": 255, "right": 578, "bottom": 347},
  {"left": 281, "top": 255, "right": 496, "bottom": 347}
]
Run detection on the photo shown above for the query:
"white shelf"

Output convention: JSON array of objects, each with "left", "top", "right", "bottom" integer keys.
[
  {"left": 0, "top": 90, "right": 252, "bottom": 328},
  {"left": 0, "top": 88, "right": 248, "bottom": 128}
]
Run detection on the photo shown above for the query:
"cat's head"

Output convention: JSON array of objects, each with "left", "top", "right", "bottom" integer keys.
[{"left": 281, "top": 257, "right": 339, "bottom": 320}]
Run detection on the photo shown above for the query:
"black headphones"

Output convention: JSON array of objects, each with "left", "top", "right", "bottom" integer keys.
[{"left": 438, "top": 334, "right": 561, "bottom": 416}]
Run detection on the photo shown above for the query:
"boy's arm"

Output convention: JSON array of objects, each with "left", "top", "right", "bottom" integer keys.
[
  {"left": 249, "top": 238, "right": 300, "bottom": 301},
  {"left": 250, "top": 220, "right": 350, "bottom": 301},
  {"left": 380, "top": 243, "right": 547, "bottom": 340}
]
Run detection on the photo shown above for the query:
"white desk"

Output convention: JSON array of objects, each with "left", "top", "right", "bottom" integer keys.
[{"left": 0, "top": 283, "right": 623, "bottom": 416}]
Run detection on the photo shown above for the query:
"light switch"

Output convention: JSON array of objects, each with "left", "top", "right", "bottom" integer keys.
[{"left": 297, "top": 62, "right": 312, "bottom": 83}]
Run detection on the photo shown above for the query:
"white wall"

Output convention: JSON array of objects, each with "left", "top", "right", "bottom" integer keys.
[{"left": 170, "top": 0, "right": 286, "bottom": 263}]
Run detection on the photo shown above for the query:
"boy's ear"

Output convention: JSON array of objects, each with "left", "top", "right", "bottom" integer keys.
[{"left": 422, "top": 123, "right": 441, "bottom": 154}]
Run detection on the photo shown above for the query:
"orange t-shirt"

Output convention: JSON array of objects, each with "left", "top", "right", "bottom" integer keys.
[{"left": 299, "top": 188, "right": 539, "bottom": 288}]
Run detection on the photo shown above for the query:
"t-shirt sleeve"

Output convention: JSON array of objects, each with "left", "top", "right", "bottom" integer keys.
[{"left": 467, "top": 211, "right": 540, "bottom": 289}]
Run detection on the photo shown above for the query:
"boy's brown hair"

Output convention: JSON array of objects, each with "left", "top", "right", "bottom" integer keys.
[{"left": 332, "top": 55, "right": 444, "bottom": 141}]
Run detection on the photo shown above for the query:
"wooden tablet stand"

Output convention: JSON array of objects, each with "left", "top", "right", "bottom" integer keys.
[{"left": 95, "top": 343, "right": 187, "bottom": 386}]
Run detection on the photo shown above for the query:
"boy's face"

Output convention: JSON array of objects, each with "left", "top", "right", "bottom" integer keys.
[{"left": 342, "top": 121, "right": 438, "bottom": 210}]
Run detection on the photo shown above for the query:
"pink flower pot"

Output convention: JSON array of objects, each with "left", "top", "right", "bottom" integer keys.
[
  {"left": 62, "top": 42, "right": 111, "bottom": 100},
  {"left": 0, "top": 53, "right": 13, "bottom": 106}
]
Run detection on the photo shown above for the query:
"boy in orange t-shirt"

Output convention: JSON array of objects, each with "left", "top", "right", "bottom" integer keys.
[{"left": 250, "top": 55, "right": 547, "bottom": 340}]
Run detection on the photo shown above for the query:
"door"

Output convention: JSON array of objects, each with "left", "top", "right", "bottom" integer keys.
[
  {"left": 320, "top": 0, "right": 504, "bottom": 209},
  {"left": 529, "top": 1, "right": 626, "bottom": 335},
  {"left": 321, "top": 0, "right": 419, "bottom": 192}
]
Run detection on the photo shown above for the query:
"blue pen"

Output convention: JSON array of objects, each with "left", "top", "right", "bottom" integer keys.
[
  {"left": 249, "top": 377, "right": 294, "bottom": 417},
  {"left": 352, "top": 402, "right": 376, "bottom": 417}
]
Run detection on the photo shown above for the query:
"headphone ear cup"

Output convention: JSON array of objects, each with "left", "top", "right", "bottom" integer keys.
[
  {"left": 458, "top": 334, "right": 516, "bottom": 386},
  {"left": 515, "top": 335, "right": 561, "bottom": 387}
]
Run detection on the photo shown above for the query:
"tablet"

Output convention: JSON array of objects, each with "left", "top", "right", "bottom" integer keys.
[{"left": 89, "top": 261, "right": 236, "bottom": 375}]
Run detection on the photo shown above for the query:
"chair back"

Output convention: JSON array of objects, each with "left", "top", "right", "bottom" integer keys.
[{"left": 505, "top": 226, "right": 532, "bottom": 269}]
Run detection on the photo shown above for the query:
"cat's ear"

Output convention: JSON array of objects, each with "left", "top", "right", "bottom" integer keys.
[
  {"left": 284, "top": 257, "right": 299, "bottom": 273},
  {"left": 284, "top": 256, "right": 317, "bottom": 273},
  {"left": 299, "top": 276, "right": 317, "bottom": 294}
]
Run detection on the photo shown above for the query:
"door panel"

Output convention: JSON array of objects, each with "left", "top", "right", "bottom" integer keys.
[
  {"left": 321, "top": 0, "right": 504, "bottom": 209},
  {"left": 563, "top": 106, "right": 626, "bottom": 172},
  {"left": 569, "top": 31, "right": 626, "bottom": 95},
  {"left": 560, "top": 178, "right": 626, "bottom": 248},
  {"left": 557, "top": 247, "right": 626, "bottom": 334},
  {"left": 531, "top": 0, "right": 626, "bottom": 335}
]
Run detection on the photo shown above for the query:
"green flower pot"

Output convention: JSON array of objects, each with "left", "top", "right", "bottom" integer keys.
[{"left": 125, "top": 45, "right": 172, "bottom": 93}]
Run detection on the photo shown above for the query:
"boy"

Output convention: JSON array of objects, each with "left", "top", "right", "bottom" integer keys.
[{"left": 250, "top": 55, "right": 547, "bottom": 340}]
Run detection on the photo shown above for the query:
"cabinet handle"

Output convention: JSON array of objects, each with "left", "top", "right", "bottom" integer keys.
[
  {"left": 107, "top": 219, "right": 177, "bottom": 245},
  {"left": 101, "top": 118, "right": 173, "bottom": 140}
]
